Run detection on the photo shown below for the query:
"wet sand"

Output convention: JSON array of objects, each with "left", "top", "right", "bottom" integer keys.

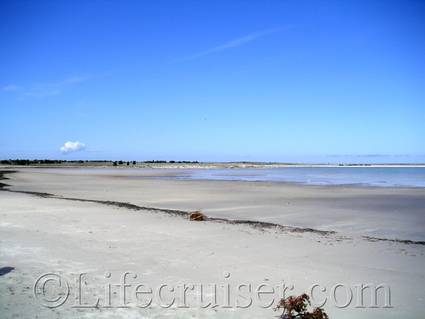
[{"left": 4, "top": 168, "right": 425, "bottom": 241}]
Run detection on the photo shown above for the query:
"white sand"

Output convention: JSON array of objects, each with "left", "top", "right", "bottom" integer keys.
[{"left": 1, "top": 168, "right": 425, "bottom": 318}]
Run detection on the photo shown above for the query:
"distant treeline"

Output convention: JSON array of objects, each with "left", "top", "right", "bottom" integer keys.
[
  {"left": 0, "top": 159, "right": 199, "bottom": 166},
  {"left": 0, "top": 159, "right": 112, "bottom": 165},
  {"left": 1, "top": 159, "right": 66, "bottom": 165},
  {"left": 112, "top": 160, "right": 199, "bottom": 166}
]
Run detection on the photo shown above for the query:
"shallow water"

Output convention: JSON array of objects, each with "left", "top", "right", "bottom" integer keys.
[
  {"left": 35, "top": 166, "right": 425, "bottom": 187},
  {"left": 177, "top": 167, "right": 425, "bottom": 187}
]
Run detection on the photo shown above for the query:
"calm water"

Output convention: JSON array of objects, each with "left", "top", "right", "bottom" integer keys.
[
  {"left": 38, "top": 166, "right": 425, "bottom": 187},
  {"left": 175, "top": 167, "right": 425, "bottom": 187}
]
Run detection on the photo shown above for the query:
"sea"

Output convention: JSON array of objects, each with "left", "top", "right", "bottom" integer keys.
[{"left": 173, "top": 167, "right": 425, "bottom": 187}]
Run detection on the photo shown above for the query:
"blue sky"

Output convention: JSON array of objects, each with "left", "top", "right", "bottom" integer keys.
[{"left": 1, "top": 0, "right": 424, "bottom": 163}]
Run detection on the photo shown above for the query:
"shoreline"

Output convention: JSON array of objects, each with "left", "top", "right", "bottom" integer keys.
[
  {"left": 2, "top": 162, "right": 425, "bottom": 169},
  {"left": 2, "top": 165, "right": 425, "bottom": 189},
  {"left": 1, "top": 169, "right": 424, "bottom": 245}
]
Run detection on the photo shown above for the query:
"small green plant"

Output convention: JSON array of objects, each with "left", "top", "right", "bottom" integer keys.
[{"left": 275, "top": 293, "right": 329, "bottom": 319}]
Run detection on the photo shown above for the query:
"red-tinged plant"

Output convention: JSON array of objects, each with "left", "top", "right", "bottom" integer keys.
[{"left": 275, "top": 293, "right": 329, "bottom": 319}]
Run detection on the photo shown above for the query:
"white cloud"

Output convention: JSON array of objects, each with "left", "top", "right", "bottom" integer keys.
[
  {"left": 1, "top": 74, "right": 91, "bottom": 99},
  {"left": 60, "top": 141, "right": 86, "bottom": 154},
  {"left": 184, "top": 27, "right": 283, "bottom": 61},
  {"left": 25, "top": 75, "right": 90, "bottom": 98},
  {"left": 1, "top": 84, "right": 21, "bottom": 92},
  {"left": 64, "top": 75, "right": 90, "bottom": 84}
]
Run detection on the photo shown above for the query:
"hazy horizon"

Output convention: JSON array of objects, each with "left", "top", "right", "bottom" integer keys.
[{"left": 2, "top": 156, "right": 425, "bottom": 165}]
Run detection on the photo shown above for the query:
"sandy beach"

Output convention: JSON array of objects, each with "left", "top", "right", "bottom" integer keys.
[
  {"left": 1, "top": 168, "right": 424, "bottom": 318},
  {"left": 5, "top": 168, "right": 425, "bottom": 241},
  {"left": 3, "top": 0, "right": 425, "bottom": 317}
]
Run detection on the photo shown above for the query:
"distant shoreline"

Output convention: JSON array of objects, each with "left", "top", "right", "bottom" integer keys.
[
  {"left": 1, "top": 160, "right": 425, "bottom": 169},
  {"left": 2, "top": 164, "right": 425, "bottom": 188}
]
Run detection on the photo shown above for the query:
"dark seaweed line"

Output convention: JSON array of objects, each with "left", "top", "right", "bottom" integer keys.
[
  {"left": 1, "top": 170, "right": 424, "bottom": 245},
  {"left": 361, "top": 235, "right": 425, "bottom": 246},
  {"left": 0, "top": 170, "right": 335, "bottom": 236},
  {"left": 2, "top": 187, "right": 334, "bottom": 236}
]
